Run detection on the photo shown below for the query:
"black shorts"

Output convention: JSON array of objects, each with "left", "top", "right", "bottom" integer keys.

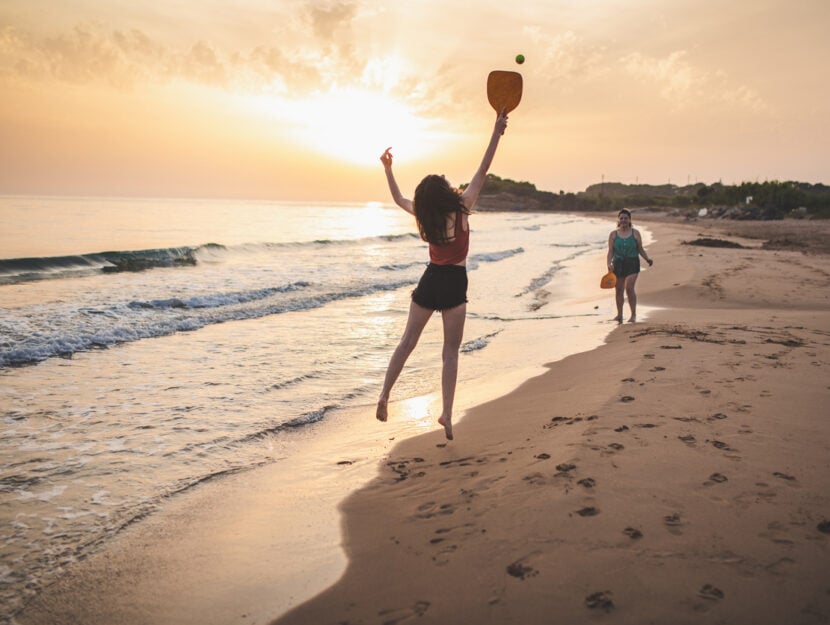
[
  {"left": 411, "top": 263, "right": 468, "bottom": 311},
  {"left": 613, "top": 257, "right": 640, "bottom": 279}
]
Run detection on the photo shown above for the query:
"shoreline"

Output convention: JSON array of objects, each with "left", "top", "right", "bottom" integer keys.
[
  {"left": 11, "top": 214, "right": 621, "bottom": 625},
  {"left": 14, "top": 215, "right": 830, "bottom": 625}
]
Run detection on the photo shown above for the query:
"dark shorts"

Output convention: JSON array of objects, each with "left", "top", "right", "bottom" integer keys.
[
  {"left": 613, "top": 257, "right": 640, "bottom": 279},
  {"left": 411, "top": 263, "right": 468, "bottom": 311}
]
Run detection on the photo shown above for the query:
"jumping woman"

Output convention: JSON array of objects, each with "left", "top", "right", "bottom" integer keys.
[{"left": 376, "top": 109, "right": 509, "bottom": 440}]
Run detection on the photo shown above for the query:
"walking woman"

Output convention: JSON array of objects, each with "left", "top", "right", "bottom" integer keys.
[
  {"left": 376, "top": 110, "right": 509, "bottom": 440},
  {"left": 606, "top": 208, "right": 653, "bottom": 322}
]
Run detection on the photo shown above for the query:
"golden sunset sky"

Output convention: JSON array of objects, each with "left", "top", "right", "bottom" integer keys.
[{"left": 1, "top": 0, "right": 828, "bottom": 201}]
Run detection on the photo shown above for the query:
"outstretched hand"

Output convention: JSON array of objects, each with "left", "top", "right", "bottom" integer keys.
[
  {"left": 380, "top": 147, "right": 393, "bottom": 168},
  {"left": 495, "top": 108, "right": 508, "bottom": 135}
]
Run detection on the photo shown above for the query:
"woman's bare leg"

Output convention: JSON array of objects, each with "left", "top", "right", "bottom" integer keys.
[
  {"left": 436, "top": 303, "right": 466, "bottom": 440},
  {"left": 625, "top": 273, "right": 639, "bottom": 322},
  {"left": 614, "top": 280, "right": 625, "bottom": 322},
  {"left": 377, "top": 300, "right": 433, "bottom": 421}
]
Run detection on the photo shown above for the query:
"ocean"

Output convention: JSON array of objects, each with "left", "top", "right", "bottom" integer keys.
[{"left": 0, "top": 195, "right": 621, "bottom": 621}]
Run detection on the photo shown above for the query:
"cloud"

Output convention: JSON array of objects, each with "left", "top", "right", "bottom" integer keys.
[
  {"left": 527, "top": 28, "right": 607, "bottom": 84},
  {"left": 307, "top": 1, "right": 357, "bottom": 41},
  {"left": 621, "top": 50, "right": 768, "bottom": 113},
  {"left": 0, "top": 4, "right": 371, "bottom": 96},
  {"left": 1, "top": 24, "right": 152, "bottom": 87},
  {"left": 248, "top": 45, "right": 323, "bottom": 93},
  {"left": 181, "top": 40, "right": 227, "bottom": 85}
]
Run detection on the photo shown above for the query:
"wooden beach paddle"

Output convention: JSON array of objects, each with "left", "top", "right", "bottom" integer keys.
[{"left": 487, "top": 70, "right": 523, "bottom": 113}]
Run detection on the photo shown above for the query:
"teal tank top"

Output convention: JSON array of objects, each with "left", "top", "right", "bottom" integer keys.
[{"left": 613, "top": 232, "right": 639, "bottom": 259}]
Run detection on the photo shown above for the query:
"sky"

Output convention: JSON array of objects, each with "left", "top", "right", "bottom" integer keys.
[{"left": 1, "top": 0, "right": 828, "bottom": 201}]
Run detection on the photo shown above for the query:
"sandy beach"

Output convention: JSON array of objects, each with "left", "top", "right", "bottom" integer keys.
[{"left": 15, "top": 214, "right": 830, "bottom": 625}]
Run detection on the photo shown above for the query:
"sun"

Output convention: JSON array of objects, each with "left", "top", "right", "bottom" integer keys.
[
  {"left": 233, "top": 74, "right": 454, "bottom": 168},
  {"left": 285, "top": 87, "right": 439, "bottom": 166}
]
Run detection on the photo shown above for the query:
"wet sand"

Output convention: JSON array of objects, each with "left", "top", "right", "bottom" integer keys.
[{"left": 15, "top": 215, "right": 830, "bottom": 625}]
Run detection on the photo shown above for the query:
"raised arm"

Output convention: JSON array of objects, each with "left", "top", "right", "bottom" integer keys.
[
  {"left": 460, "top": 109, "right": 509, "bottom": 209},
  {"left": 380, "top": 147, "right": 414, "bottom": 215}
]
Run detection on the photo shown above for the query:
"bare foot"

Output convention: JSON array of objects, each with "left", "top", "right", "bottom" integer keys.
[
  {"left": 613, "top": 315, "right": 623, "bottom": 323},
  {"left": 376, "top": 399, "right": 388, "bottom": 422},
  {"left": 438, "top": 415, "right": 454, "bottom": 440},
  {"left": 628, "top": 315, "right": 637, "bottom": 323}
]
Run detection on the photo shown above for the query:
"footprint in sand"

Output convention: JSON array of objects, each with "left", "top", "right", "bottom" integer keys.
[
  {"left": 377, "top": 600, "right": 431, "bottom": 624},
  {"left": 678, "top": 434, "right": 696, "bottom": 446},
  {"left": 709, "top": 440, "right": 736, "bottom": 451},
  {"left": 623, "top": 527, "right": 643, "bottom": 539},
  {"left": 585, "top": 591, "right": 615, "bottom": 611},
  {"left": 620, "top": 395, "right": 636, "bottom": 402},
  {"left": 664, "top": 513, "right": 684, "bottom": 534},
  {"left": 439, "top": 456, "right": 483, "bottom": 468},
  {"left": 523, "top": 472, "right": 546, "bottom": 485},
  {"left": 575, "top": 506, "right": 600, "bottom": 517},
  {"left": 650, "top": 366, "right": 666, "bottom": 372},
  {"left": 760, "top": 521, "right": 795, "bottom": 545},
  {"left": 698, "top": 584, "right": 725, "bottom": 601},
  {"left": 577, "top": 477, "right": 596, "bottom": 488},
  {"left": 704, "top": 473, "right": 728, "bottom": 486},
  {"left": 431, "top": 544, "right": 458, "bottom": 566},
  {"left": 414, "top": 502, "right": 456, "bottom": 519},
  {"left": 555, "top": 463, "right": 577, "bottom": 474},
  {"left": 772, "top": 471, "right": 796, "bottom": 481},
  {"left": 506, "top": 560, "right": 539, "bottom": 580},
  {"left": 387, "top": 457, "right": 426, "bottom": 481},
  {"left": 615, "top": 425, "right": 630, "bottom": 432},
  {"left": 817, "top": 521, "right": 830, "bottom": 534},
  {"left": 534, "top": 453, "right": 551, "bottom": 460},
  {"left": 765, "top": 557, "right": 796, "bottom": 575},
  {"left": 434, "top": 504, "right": 456, "bottom": 516},
  {"left": 544, "top": 416, "right": 585, "bottom": 429},
  {"left": 607, "top": 443, "right": 625, "bottom": 451}
]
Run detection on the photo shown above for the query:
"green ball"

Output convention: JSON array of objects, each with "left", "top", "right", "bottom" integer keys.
[{"left": 515, "top": 54, "right": 525, "bottom": 65}]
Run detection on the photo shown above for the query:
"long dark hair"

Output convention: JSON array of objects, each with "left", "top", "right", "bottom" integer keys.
[{"left": 413, "top": 175, "right": 468, "bottom": 245}]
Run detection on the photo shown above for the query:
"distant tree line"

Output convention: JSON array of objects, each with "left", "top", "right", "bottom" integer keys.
[{"left": 471, "top": 175, "right": 830, "bottom": 219}]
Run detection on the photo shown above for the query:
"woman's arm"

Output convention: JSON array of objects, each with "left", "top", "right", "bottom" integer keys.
[
  {"left": 460, "top": 110, "right": 509, "bottom": 209},
  {"left": 607, "top": 231, "right": 616, "bottom": 270},
  {"left": 380, "top": 147, "right": 414, "bottom": 215},
  {"left": 634, "top": 230, "right": 654, "bottom": 266}
]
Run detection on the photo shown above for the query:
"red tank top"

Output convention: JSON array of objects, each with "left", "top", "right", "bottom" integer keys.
[{"left": 429, "top": 212, "right": 469, "bottom": 265}]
